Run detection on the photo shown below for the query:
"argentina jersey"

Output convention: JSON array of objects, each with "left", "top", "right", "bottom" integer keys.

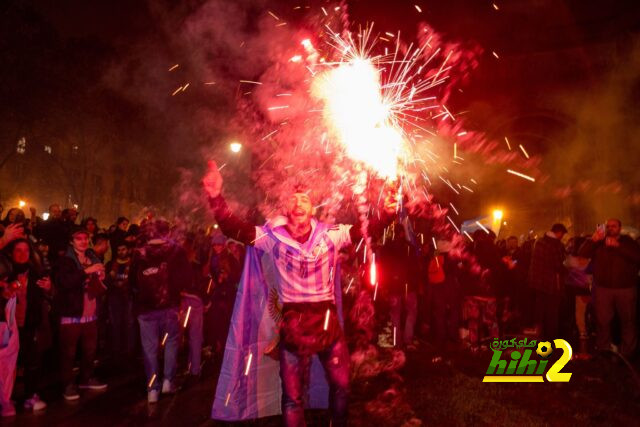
[{"left": 253, "top": 217, "right": 352, "bottom": 303}]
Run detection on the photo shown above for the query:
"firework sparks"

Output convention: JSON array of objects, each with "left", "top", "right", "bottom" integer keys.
[
  {"left": 183, "top": 305, "right": 192, "bottom": 328},
  {"left": 244, "top": 352, "right": 253, "bottom": 376},
  {"left": 475, "top": 221, "right": 490, "bottom": 233},
  {"left": 507, "top": 169, "right": 536, "bottom": 182},
  {"left": 370, "top": 253, "right": 377, "bottom": 286},
  {"left": 148, "top": 373, "right": 157, "bottom": 388}
]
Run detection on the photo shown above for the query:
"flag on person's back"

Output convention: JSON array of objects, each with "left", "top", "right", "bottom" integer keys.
[{"left": 211, "top": 246, "right": 342, "bottom": 420}]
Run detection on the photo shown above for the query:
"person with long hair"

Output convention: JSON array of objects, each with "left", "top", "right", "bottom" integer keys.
[
  {"left": 0, "top": 255, "right": 18, "bottom": 417},
  {"left": 5, "top": 238, "right": 52, "bottom": 411}
]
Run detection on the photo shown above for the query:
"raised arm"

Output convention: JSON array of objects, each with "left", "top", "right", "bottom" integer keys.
[{"left": 203, "top": 160, "right": 257, "bottom": 246}]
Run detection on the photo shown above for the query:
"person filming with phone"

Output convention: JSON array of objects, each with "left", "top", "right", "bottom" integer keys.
[{"left": 579, "top": 219, "right": 640, "bottom": 358}]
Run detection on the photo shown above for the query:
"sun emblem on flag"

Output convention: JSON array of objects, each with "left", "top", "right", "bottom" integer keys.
[{"left": 267, "top": 287, "right": 283, "bottom": 324}]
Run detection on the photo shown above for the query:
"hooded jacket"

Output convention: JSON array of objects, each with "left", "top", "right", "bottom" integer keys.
[
  {"left": 129, "top": 240, "right": 191, "bottom": 314},
  {"left": 579, "top": 235, "right": 640, "bottom": 289}
]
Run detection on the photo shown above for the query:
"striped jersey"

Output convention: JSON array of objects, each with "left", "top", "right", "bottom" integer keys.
[{"left": 253, "top": 216, "right": 352, "bottom": 303}]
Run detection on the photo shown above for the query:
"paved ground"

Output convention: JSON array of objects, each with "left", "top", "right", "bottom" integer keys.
[{"left": 4, "top": 342, "right": 640, "bottom": 426}]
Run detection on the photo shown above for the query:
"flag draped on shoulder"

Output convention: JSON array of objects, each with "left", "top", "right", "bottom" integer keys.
[{"left": 211, "top": 243, "right": 343, "bottom": 421}]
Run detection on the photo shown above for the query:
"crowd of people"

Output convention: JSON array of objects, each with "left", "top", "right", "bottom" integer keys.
[
  {"left": 369, "top": 218, "right": 640, "bottom": 365},
  {"left": 0, "top": 203, "right": 242, "bottom": 416},
  {"left": 1, "top": 198, "right": 640, "bottom": 420}
]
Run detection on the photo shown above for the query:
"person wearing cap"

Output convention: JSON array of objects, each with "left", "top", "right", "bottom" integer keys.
[
  {"left": 53, "top": 226, "right": 108, "bottom": 401},
  {"left": 527, "top": 223, "right": 568, "bottom": 339},
  {"left": 579, "top": 218, "right": 640, "bottom": 358}
]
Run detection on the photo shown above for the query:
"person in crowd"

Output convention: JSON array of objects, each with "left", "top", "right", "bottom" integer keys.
[
  {"left": 579, "top": 219, "right": 640, "bottom": 358},
  {"left": 464, "top": 229, "right": 505, "bottom": 348},
  {"left": 565, "top": 236, "right": 593, "bottom": 356},
  {"left": 226, "top": 240, "right": 246, "bottom": 268},
  {"left": 425, "top": 238, "right": 463, "bottom": 353},
  {"left": 54, "top": 227, "right": 108, "bottom": 401},
  {"left": 500, "top": 236, "right": 522, "bottom": 332},
  {"left": 105, "top": 242, "right": 135, "bottom": 365},
  {"left": 129, "top": 219, "right": 191, "bottom": 403},
  {"left": 180, "top": 233, "right": 211, "bottom": 383},
  {"left": 6, "top": 239, "right": 52, "bottom": 411},
  {"left": 0, "top": 256, "right": 18, "bottom": 417},
  {"left": 528, "top": 223, "right": 568, "bottom": 339},
  {"left": 92, "top": 233, "right": 111, "bottom": 263},
  {"left": 206, "top": 233, "right": 240, "bottom": 354},
  {"left": 110, "top": 217, "right": 129, "bottom": 255},
  {"left": 2, "top": 208, "right": 24, "bottom": 227},
  {"left": 62, "top": 208, "right": 78, "bottom": 226},
  {"left": 124, "top": 224, "right": 140, "bottom": 247},
  {"left": 379, "top": 223, "right": 419, "bottom": 350},
  {"left": 35, "top": 240, "right": 52, "bottom": 275},
  {"left": 35, "top": 204, "right": 67, "bottom": 261},
  {"left": 81, "top": 217, "right": 99, "bottom": 243}
]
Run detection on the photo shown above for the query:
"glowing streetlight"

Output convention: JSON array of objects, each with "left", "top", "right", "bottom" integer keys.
[
  {"left": 18, "top": 200, "right": 26, "bottom": 208},
  {"left": 492, "top": 209, "right": 503, "bottom": 221},
  {"left": 229, "top": 142, "right": 242, "bottom": 153}
]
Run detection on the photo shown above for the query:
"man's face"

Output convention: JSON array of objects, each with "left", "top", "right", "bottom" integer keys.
[
  {"left": 49, "top": 204, "right": 61, "bottom": 219},
  {"left": 68, "top": 209, "right": 78, "bottom": 222},
  {"left": 12, "top": 242, "right": 30, "bottom": 264},
  {"left": 606, "top": 219, "right": 621, "bottom": 237},
  {"left": 506, "top": 238, "right": 518, "bottom": 251},
  {"left": 37, "top": 243, "right": 49, "bottom": 257},
  {"left": 72, "top": 233, "right": 90, "bottom": 252},
  {"left": 94, "top": 240, "right": 108, "bottom": 255},
  {"left": 286, "top": 192, "right": 313, "bottom": 228},
  {"left": 118, "top": 221, "right": 129, "bottom": 232},
  {"left": 116, "top": 245, "right": 129, "bottom": 259},
  {"left": 86, "top": 221, "right": 96, "bottom": 233}
]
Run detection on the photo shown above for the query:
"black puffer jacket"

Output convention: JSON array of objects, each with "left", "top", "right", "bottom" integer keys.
[{"left": 579, "top": 235, "right": 640, "bottom": 289}]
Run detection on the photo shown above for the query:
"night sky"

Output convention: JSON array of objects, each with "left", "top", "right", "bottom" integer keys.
[{"left": 2, "top": 0, "right": 640, "bottom": 230}]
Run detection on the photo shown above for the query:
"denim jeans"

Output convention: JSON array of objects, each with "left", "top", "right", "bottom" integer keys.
[
  {"left": 279, "top": 336, "right": 349, "bottom": 427},
  {"left": 389, "top": 291, "right": 418, "bottom": 346},
  {"left": 138, "top": 308, "right": 180, "bottom": 391},
  {"left": 180, "top": 294, "right": 203, "bottom": 375}
]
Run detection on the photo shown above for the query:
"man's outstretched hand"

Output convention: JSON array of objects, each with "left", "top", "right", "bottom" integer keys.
[{"left": 203, "top": 160, "right": 224, "bottom": 199}]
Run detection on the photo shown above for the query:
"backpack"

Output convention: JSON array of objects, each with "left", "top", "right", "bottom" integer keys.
[{"left": 136, "top": 253, "right": 171, "bottom": 309}]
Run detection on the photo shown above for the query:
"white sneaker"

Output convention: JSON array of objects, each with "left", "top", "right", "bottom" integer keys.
[
  {"left": 161, "top": 379, "right": 176, "bottom": 394},
  {"left": 147, "top": 389, "right": 159, "bottom": 403},
  {"left": 24, "top": 394, "right": 47, "bottom": 411}
]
